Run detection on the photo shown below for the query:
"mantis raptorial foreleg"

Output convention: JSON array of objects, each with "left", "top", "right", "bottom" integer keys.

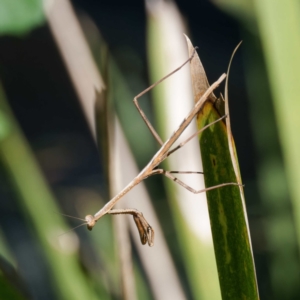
[{"left": 108, "top": 209, "right": 154, "bottom": 246}]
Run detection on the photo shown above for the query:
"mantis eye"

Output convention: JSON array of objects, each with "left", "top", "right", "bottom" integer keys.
[{"left": 85, "top": 215, "right": 96, "bottom": 231}]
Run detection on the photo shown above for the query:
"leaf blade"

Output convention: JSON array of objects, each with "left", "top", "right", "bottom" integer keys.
[
  {"left": 0, "top": 0, "right": 45, "bottom": 35},
  {"left": 186, "top": 36, "right": 259, "bottom": 299}
]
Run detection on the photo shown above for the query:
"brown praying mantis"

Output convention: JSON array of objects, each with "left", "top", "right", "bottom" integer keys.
[{"left": 72, "top": 47, "right": 241, "bottom": 247}]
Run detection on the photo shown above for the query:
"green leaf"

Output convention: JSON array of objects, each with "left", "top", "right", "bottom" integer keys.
[
  {"left": 0, "top": 274, "right": 27, "bottom": 300},
  {"left": 0, "top": 0, "right": 45, "bottom": 35},
  {"left": 0, "top": 84, "right": 98, "bottom": 300},
  {"left": 0, "top": 109, "right": 12, "bottom": 140},
  {"left": 0, "top": 253, "right": 29, "bottom": 300},
  {"left": 253, "top": 0, "right": 300, "bottom": 258},
  {"left": 186, "top": 37, "right": 259, "bottom": 299}
]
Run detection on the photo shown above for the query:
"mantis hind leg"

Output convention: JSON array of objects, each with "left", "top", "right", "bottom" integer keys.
[{"left": 133, "top": 48, "right": 198, "bottom": 146}]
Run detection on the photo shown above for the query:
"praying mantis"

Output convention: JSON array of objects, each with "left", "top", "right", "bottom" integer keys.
[{"left": 82, "top": 47, "right": 240, "bottom": 247}]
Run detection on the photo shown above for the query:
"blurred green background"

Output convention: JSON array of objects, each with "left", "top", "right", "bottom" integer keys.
[{"left": 0, "top": 0, "right": 299, "bottom": 299}]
